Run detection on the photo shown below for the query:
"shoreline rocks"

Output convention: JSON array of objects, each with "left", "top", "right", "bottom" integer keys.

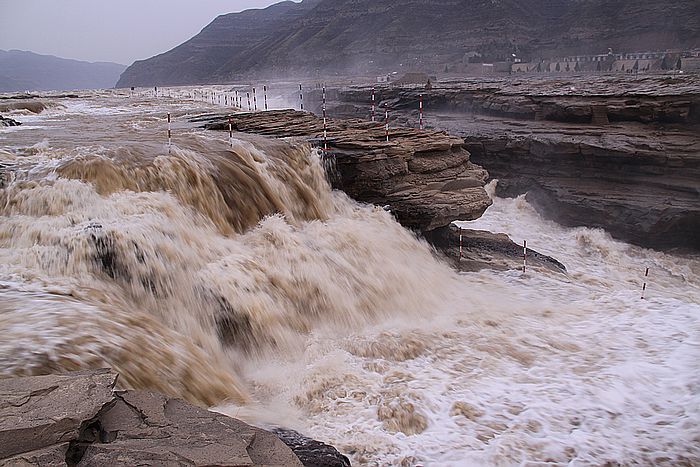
[
  {"left": 0, "top": 115, "right": 21, "bottom": 126},
  {"left": 427, "top": 224, "right": 567, "bottom": 273},
  {"left": 0, "top": 370, "right": 349, "bottom": 467}
]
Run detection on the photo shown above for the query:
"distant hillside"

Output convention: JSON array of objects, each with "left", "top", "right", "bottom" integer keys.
[
  {"left": 0, "top": 50, "right": 126, "bottom": 92},
  {"left": 117, "top": 0, "right": 700, "bottom": 87}
]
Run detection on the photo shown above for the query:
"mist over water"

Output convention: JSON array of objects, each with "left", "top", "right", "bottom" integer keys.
[{"left": 1, "top": 89, "right": 698, "bottom": 465}]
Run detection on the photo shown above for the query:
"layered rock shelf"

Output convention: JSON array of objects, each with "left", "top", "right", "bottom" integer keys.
[
  {"left": 312, "top": 75, "right": 700, "bottom": 250},
  {"left": 201, "top": 109, "right": 492, "bottom": 236},
  {"left": 0, "top": 370, "right": 350, "bottom": 467}
]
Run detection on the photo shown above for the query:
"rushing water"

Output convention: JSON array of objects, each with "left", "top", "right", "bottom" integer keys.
[{"left": 1, "top": 89, "right": 698, "bottom": 466}]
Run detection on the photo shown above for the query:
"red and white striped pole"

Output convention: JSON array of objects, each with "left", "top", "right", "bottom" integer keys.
[
  {"left": 523, "top": 240, "right": 527, "bottom": 273},
  {"left": 299, "top": 84, "right": 304, "bottom": 111},
  {"left": 459, "top": 227, "right": 463, "bottom": 261},
  {"left": 263, "top": 85, "right": 268, "bottom": 111},
  {"left": 167, "top": 112, "right": 172, "bottom": 153},
  {"left": 419, "top": 94, "right": 424, "bottom": 130},
  {"left": 385, "top": 106, "right": 389, "bottom": 142},
  {"left": 371, "top": 87, "right": 376, "bottom": 122},
  {"left": 228, "top": 116, "right": 233, "bottom": 148},
  {"left": 253, "top": 88, "right": 257, "bottom": 111},
  {"left": 641, "top": 267, "right": 650, "bottom": 299},
  {"left": 247, "top": 92, "right": 251, "bottom": 111},
  {"left": 322, "top": 84, "right": 328, "bottom": 151}
]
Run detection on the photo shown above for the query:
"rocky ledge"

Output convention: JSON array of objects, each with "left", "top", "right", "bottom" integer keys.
[
  {"left": 0, "top": 370, "right": 350, "bottom": 467},
  {"left": 0, "top": 115, "right": 21, "bottom": 127},
  {"left": 427, "top": 224, "right": 567, "bottom": 273},
  {"left": 311, "top": 76, "right": 700, "bottom": 251},
  {"left": 200, "top": 109, "right": 492, "bottom": 236}
]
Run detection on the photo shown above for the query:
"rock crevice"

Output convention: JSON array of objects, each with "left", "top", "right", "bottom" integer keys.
[{"left": 0, "top": 371, "right": 349, "bottom": 467}]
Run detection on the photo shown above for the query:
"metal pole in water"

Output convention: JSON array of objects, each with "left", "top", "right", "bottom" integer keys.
[
  {"left": 167, "top": 112, "right": 172, "bottom": 153},
  {"left": 263, "top": 85, "right": 268, "bottom": 111},
  {"left": 253, "top": 88, "right": 257, "bottom": 111},
  {"left": 322, "top": 84, "right": 328, "bottom": 151},
  {"left": 641, "top": 267, "right": 650, "bottom": 299},
  {"left": 299, "top": 84, "right": 304, "bottom": 111},
  {"left": 235, "top": 90, "right": 239, "bottom": 108},
  {"left": 459, "top": 227, "right": 463, "bottom": 261},
  {"left": 523, "top": 240, "right": 527, "bottom": 273},
  {"left": 371, "top": 87, "right": 375, "bottom": 122},
  {"left": 385, "top": 106, "right": 389, "bottom": 142},
  {"left": 247, "top": 92, "right": 251, "bottom": 111},
  {"left": 228, "top": 116, "right": 233, "bottom": 148},
  {"left": 419, "top": 94, "right": 424, "bottom": 130}
]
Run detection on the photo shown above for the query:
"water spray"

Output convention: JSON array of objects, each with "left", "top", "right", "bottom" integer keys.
[
  {"left": 641, "top": 267, "right": 650, "bottom": 299},
  {"left": 523, "top": 240, "right": 528, "bottom": 273}
]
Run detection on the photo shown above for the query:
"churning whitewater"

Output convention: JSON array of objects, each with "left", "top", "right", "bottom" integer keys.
[{"left": 1, "top": 90, "right": 698, "bottom": 466}]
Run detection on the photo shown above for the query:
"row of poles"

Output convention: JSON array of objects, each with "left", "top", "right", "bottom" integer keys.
[
  {"left": 457, "top": 227, "right": 652, "bottom": 298},
  {"left": 143, "top": 86, "right": 272, "bottom": 112},
  {"left": 303, "top": 84, "right": 427, "bottom": 150},
  {"left": 162, "top": 83, "right": 428, "bottom": 153}
]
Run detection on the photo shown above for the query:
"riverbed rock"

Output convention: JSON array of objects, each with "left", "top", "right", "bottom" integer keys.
[
  {"left": 0, "top": 370, "right": 345, "bottom": 467},
  {"left": 427, "top": 224, "right": 567, "bottom": 273},
  {"left": 0, "top": 369, "right": 117, "bottom": 462},
  {"left": 200, "top": 109, "right": 492, "bottom": 236},
  {"left": 0, "top": 115, "right": 21, "bottom": 126},
  {"left": 273, "top": 429, "right": 351, "bottom": 467}
]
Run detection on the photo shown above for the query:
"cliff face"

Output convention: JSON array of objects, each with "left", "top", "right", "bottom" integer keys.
[
  {"left": 309, "top": 75, "right": 700, "bottom": 251},
  {"left": 116, "top": 0, "right": 700, "bottom": 87}
]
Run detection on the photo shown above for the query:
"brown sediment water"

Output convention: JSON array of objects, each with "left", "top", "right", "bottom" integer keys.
[{"left": 1, "top": 88, "right": 699, "bottom": 466}]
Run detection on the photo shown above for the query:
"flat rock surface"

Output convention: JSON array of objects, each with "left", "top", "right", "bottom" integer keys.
[
  {"left": 200, "top": 109, "right": 492, "bottom": 235},
  {"left": 0, "top": 370, "right": 320, "bottom": 467},
  {"left": 0, "top": 369, "right": 117, "bottom": 461}
]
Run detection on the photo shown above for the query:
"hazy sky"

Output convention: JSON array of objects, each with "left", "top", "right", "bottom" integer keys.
[{"left": 0, "top": 0, "right": 286, "bottom": 65}]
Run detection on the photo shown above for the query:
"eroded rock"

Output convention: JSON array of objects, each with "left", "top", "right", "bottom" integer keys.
[
  {"left": 316, "top": 76, "right": 700, "bottom": 250},
  {"left": 0, "top": 115, "right": 22, "bottom": 127},
  {"left": 427, "top": 224, "right": 567, "bottom": 273},
  {"left": 0, "top": 369, "right": 117, "bottom": 461},
  {"left": 201, "top": 109, "right": 492, "bottom": 237},
  {"left": 273, "top": 429, "right": 351, "bottom": 467},
  {"left": 0, "top": 370, "right": 347, "bottom": 467}
]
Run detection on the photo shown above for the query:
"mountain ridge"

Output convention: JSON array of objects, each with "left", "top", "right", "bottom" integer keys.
[
  {"left": 116, "top": 0, "right": 700, "bottom": 87},
  {"left": 0, "top": 49, "right": 126, "bottom": 92}
]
